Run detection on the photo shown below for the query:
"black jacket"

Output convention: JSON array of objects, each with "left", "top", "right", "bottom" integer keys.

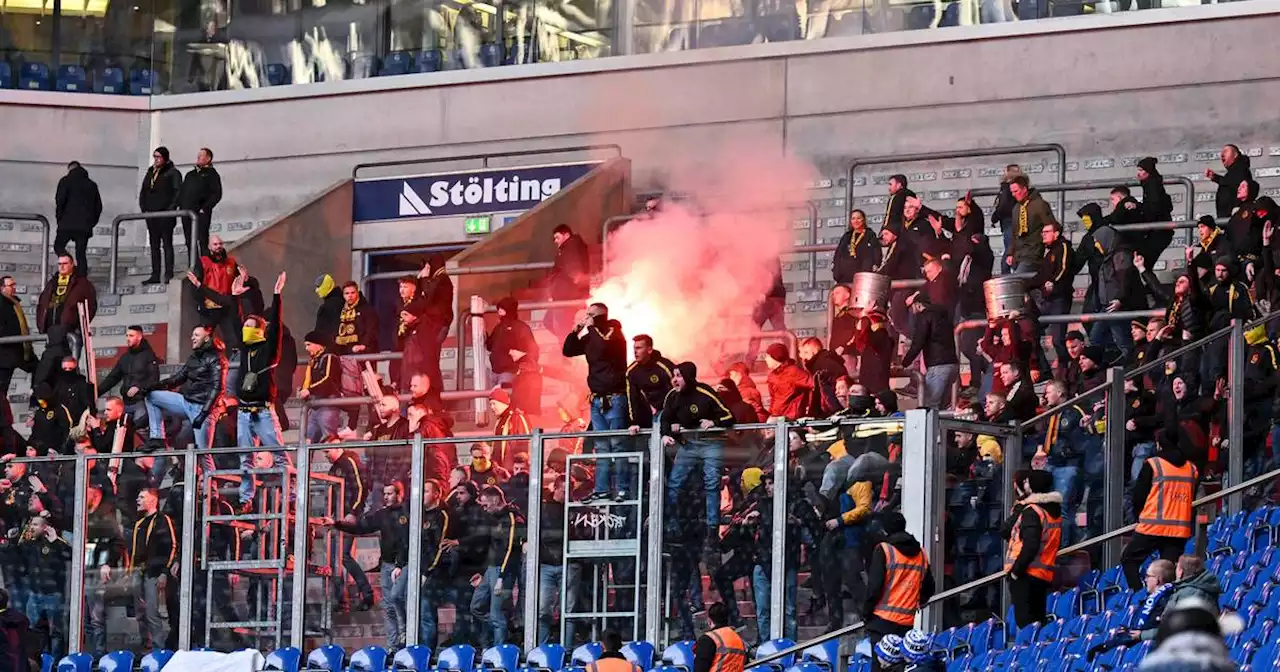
[
  {"left": 100, "top": 339, "right": 161, "bottom": 405},
  {"left": 53, "top": 368, "right": 96, "bottom": 421},
  {"left": 156, "top": 338, "right": 226, "bottom": 416},
  {"left": 953, "top": 220, "right": 994, "bottom": 317},
  {"left": 327, "top": 450, "right": 368, "bottom": 516},
  {"left": 29, "top": 401, "right": 72, "bottom": 453},
  {"left": 863, "top": 531, "right": 936, "bottom": 618},
  {"left": 139, "top": 162, "right": 182, "bottom": 213},
  {"left": 333, "top": 296, "right": 379, "bottom": 354},
  {"left": 1211, "top": 154, "right": 1252, "bottom": 219},
  {"left": 902, "top": 304, "right": 957, "bottom": 368},
  {"left": 85, "top": 500, "right": 126, "bottom": 569},
  {"left": 1032, "top": 238, "right": 1075, "bottom": 302},
  {"left": 562, "top": 319, "right": 627, "bottom": 396},
  {"left": 237, "top": 293, "right": 283, "bottom": 406},
  {"left": 549, "top": 234, "right": 590, "bottom": 300},
  {"left": 626, "top": 352, "right": 676, "bottom": 427},
  {"left": 484, "top": 504, "right": 524, "bottom": 574},
  {"left": 832, "top": 227, "right": 882, "bottom": 283},
  {"left": 486, "top": 315, "right": 538, "bottom": 375},
  {"left": 178, "top": 165, "right": 223, "bottom": 214},
  {"left": 450, "top": 495, "right": 488, "bottom": 576},
  {"left": 877, "top": 235, "right": 920, "bottom": 280},
  {"left": 0, "top": 295, "right": 35, "bottom": 372},
  {"left": 660, "top": 378, "right": 735, "bottom": 438},
  {"left": 55, "top": 165, "right": 103, "bottom": 233},
  {"left": 998, "top": 377, "right": 1041, "bottom": 423},
  {"left": 21, "top": 534, "right": 71, "bottom": 595},
  {"left": 335, "top": 501, "right": 408, "bottom": 565},
  {"left": 397, "top": 505, "right": 451, "bottom": 576},
  {"left": 302, "top": 351, "right": 342, "bottom": 399},
  {"left": 128, "top": 510, "right": 178, "bottom": 578}
]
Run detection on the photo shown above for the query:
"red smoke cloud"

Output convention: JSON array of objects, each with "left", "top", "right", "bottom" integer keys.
[{"left": 593, "top": 149, "right": 817, "bottom": 372}]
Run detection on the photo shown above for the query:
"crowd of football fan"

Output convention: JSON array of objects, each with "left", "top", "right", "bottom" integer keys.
[{"left": 0, "top": 143, "right": 1271, "bottom": 666}]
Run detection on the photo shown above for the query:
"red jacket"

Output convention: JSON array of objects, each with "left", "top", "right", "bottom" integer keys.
[
  {"left": 199, "top": 254, "right": 239, "bottom": 296},
  {"left": 767, "top": 361, "right": 813, "bottom": 420}
]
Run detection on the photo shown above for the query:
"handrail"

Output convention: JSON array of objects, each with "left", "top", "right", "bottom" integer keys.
[
  {"left": 108, "top": 209, "right": 197, "bottom": 293},
  {"left": 966, "top": 175, "right": 1197, "bottom": 224},
  {"left": 846, "top": 144, "right": 1068, "bottom": 229},
  {"left": 0, "top": 334, "right": 43, "bottom": 345},
  {"left": 748, "top": 462, "right": 1280, "bottom": 669},
  {"left": 0, "top": 212, "right": 51, "bottom": 282},
  {"left": 351, "top": 144, "right": 622, "bottom": 180}
]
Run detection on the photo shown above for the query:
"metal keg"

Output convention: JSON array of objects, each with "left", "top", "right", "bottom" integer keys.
[
  {"left": 983, "top": 276, "right": 1027, "bottom": 319},
  {"left": 851, "top": 272, "right": 891, "bottom": 311}
]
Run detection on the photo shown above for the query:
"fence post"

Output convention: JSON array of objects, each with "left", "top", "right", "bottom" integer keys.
[
  {"left": 1103, "top": 367, "right": 1126, "bottom": 568},
  {"left": 177, "top": 446, "right": 198, "bottom": 650},
  {"left": 67, "top": 452, "right": 88, "bottom": 652},
  {"left": 901, "top": 409, "right": 940, "bottom": 631},
  {"left": 643, "top": 424, "right": 665, "bottom": 646},
  {"left": 522, "top": 430, "right": 544, "bottom": 654},
  {"left": 405, "top": 433, "right": 425, "bottom": 645},
  {"left": 1227, "top": 319, "right": 1246, "bottom": 514},
  {"left": 769, "top": 418, "right": 788, "bottom": 640},
  {"left": 290, "top": 413, "right": 312, "bottom": 647}
]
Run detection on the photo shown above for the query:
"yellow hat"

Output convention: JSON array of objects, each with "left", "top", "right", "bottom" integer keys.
[
  {"left": 977, "top": 436, "right": 1003, "bottom": 465},
  {"left": 741, "top": 467, "right": 764, "bottom": 494}
]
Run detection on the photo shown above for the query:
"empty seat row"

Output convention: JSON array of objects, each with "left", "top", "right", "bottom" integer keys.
[
  {"left": 0, "top": 62, "right": 155, "bottom": 94},
  {"left": 261, "top": 46, "right": 512, "bottom": 85}
]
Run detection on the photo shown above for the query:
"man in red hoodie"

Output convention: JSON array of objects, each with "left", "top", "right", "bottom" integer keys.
[{"left": 764, "top": 343, "right": 812, "bottom": 421}]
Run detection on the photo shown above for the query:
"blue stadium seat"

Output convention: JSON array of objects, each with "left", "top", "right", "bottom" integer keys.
[
  {"left": 41, "top": 654, "right": 54, "bottom": 672},
  {"left": 56, "top": 655, "right": 92, "bottom": 672},
  {"left": 438, "top": 645, "right": 476, "bottom": 672},
  {"left": 95, "top": 67, "right": 125, "bottom": 93},
  {"left": 800, "top": 640, "right": 839, "bottom": 668},
  {"left": 522, "top": 645, "right": 565, "bottom": 672},
  {"left": 1036, "top": 619, "right": 1061, "bottom": 643},
  {"left": 659, "top": 643, "right": 694, "bottom": 670},
  {"left": 481, "top": 646, "right": 520, "bottom": 672},
  {"left": 0, "top": 61, "right": 12, "bottom": 88},
  {"left": 479, "top": 44, "right": 503, "bottom": 67},
  {"left": 265, "top": 648, "right": 302, "bottom": 672},
  {"left": 754, "top": 639, "right": 796, "bottom": 671},
  {"left": 390, "top": 646, "right": 431, "bottom": 672},
  {"left": 347, "top": 647, "right": 387, "bottom": 672},
  {"left": 129, "top": 68, "right": 155, "bottom": 95},
  {"left": 19, "top": 61, "right": 50, "bottom": 90},
  {"left": 306, "top": 645, "right": 345, "bottom": 672},
  {"left": 97, "top": 652, "right": 134, "bottom": 672},
  {"left": 621, "top": 642, "right": 655, "bottom": 672},
  {"left": 56, "top": 64, "right": 88, "bottom": 92},
  {"left": 265, "top": 63, "right": 291, "bottom": 86},
  {"left": 414, "top": 50, "right": 443, "bottom": 73},
  {"left": 380, "top": 51, "right": 413, "bottom": 76},
  {"left": 349, "top": 53, "right": 379, "bottom": 78},
  {"left": 139, "top": 650, "right": 174, "bottom": 672},
  {"left": 1013, "top": 622, "right": 1039, "bottom": 646}
]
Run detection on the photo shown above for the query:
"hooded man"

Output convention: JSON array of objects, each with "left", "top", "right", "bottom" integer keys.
[
  {"left": 662, "top": 361, "right": 735, "bottom": 542},
  {"left": 1121, "top": 428, "right": 1200, "bottom": 590},
  {"left": 726, "top": 362, "right": 767, "bottom": 421},
  {"left": 1207, "top": 143, "right": 1252, "bottom": 220},
  {"left": 1203, "top": 255, "right": 1256, "bottom": 390},
  {"left": 1186, "top": 216, "right": 1233, "bottom": 278},
  {"left": 234, "top": 272, "right": 288, "bottom": 508},
  {"left": 313, "top": 273, "right": 346, "bottom": 338},
  {"left": 563, "top": 303, "right": 629, "bottom": 502},
  {"left": 53, "top": 161, "right": 102, "bottom": 273},
  {"left": 863, "top": 512, "right": 934, "bottom": 645},
  {"left": 764, "top": 343, "right": 812, "bottom": 421},
  {"left": 1002, "top": 469, "right": 1062, "bottom": 628},
  {"left": 485, "top": 296, "right": 540, "bottom": 413},
  {"left": 1007, "top": 175, "right": 1057, "bottom": 272},
  {"left": 1090, "top": 220, "right": 1142, "bottom": 358},
  {"left": 1225, "top": 178, "right": 1263, "bottom": 278},
  {"left": 140, "top": 147, "right": 183, "bottom": 284},
  {"left": 1136, "top": 157, "right": 1176, "bottom": 263},
  {"left": 299, "top": 331, "right": 344, "bottom": 444},
  {"left": 488, "top": 388, "right": 530, "bottom": 473},
  {"left": 1072, "top": 204, "right": 1107, "bottom": 314}
]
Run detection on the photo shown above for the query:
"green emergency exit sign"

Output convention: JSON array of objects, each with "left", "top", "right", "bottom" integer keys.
[{"left": 464, "top": 216, "right": 491, "bottom": 234}]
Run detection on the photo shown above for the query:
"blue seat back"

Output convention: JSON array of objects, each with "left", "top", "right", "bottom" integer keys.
[
  {"left": 57, "top": 655, "right": 93, "bottom": 672},
  {"left": 140, "top": 651, "right": 174, "bottom": 672},
  {"left": 129, "top": 68, "right": 155, "bottom": 95},
  {"left": 571, "top": 644, "right": 603, "bottom": 668},
  {"left": 348, "top": 647, "right": 387, "bottom": 672},
  {"left": 659, "top": 642, "right": 694, "bottom": 669},
  {"left": 621, "top": 643, "right": 655, "bottom": 672},
  {"left": 481, "top": 646, "right": 520, "bottom": 672},
  {"left": 349, "top": 54, "right": 378, "bottom": 78},
  {"left": 754, "top": 640, "right": 796, "bottom": 669},
  {"left": 20, "top": 61, "right": 50, "bottom": 90},
  {"left": 801, "top": 640, "right": 839, "bottom": 667},
  {"left": 391, "top": 646, "right": 431, "bottom": 671},
  {"left": 437, "top": 645, "right": 476, "bottom": 671},
  {"left": 41, "top": 654, "right": 54, "bottom": 672},
  {"left": 56, "top": 64, "right": 87, "bottom": 92},
  {"left": 525, "top": 645, "right": 565, "bottom": 672},
  {"left": 265, "top": 63, "right": 290, "bottom": 86},
  {"left": 265, "top": 648, "right": 302, "bottom": 672},
  {"left": 415, "top": 50, "right": 443, "bottom": 73},
  {"left": 478, "top": 43, "right": 503, "bottom": 67},
  {"left": 95, "top": 67, "right": 125, "bottom": 93},
  {"left": 98, "top": 652, "right": 134, "bottom": 672},
  {"left": 307, "top": 645, "right": 346, "bottom": 672},
  {"left": 380, "top": 51, "right": 413, "bottom": 76}
]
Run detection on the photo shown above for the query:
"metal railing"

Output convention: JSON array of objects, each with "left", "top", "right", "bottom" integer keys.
[
  {"left": 0, "top": 211, "right": 51, "bottom": 282},
  {"left": 845, "top": 145, "right": 1068, "bottom": 228},
  {"left": 108, "top": 209, "right": 197, "bottom": 293},
  {"left": 351, "top": 144, "right": 623, "bottom": 180},
  {"left": 966, "top": 175, "right": 1198, "bottom": 224}
]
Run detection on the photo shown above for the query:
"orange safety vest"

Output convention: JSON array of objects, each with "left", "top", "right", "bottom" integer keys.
[
  {"left": 1005, "top": 503, "right": 1062, "bottom": 583},
  {"left": 707, "top": 627, "right": 747, "bottom": 672},
  {"left": 873, "top": 542, "right": 928, "bottom": 626},
  {"left": 587, "top": 659, "right": 641, "bottom": 672},
  {"left": 1136, "top": 457, "right": 1199, "bottom": 538}
]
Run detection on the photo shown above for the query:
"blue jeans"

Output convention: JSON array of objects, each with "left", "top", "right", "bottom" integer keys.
[
  {"left": 144, "top": 390, "right": 215, "bottom": 471},
  {"left": 28, "top": 592, "right": 65, "bottom": 658},
  {"left": 1035, "top": 294, "right": 1070, "bottom": 371},
  {"left": 471, "top": 565, "right": 516, "bottom": 646},
  {"left": 1048, "top": 464, "right": 1081, "bottom": 546},
  {"left": 590, "top": 394, "right": 628, "bottom": 495},
  {"left": 236, "top": 406, "right": 284, "bottom": 505},
  {"left": 1090, "top": 320, "right": 1133, "bottom": 362},
  {"left": 666, "top": 439, "right": 724, "bottom": 530},
  {"left": 1001, "top": 226, "right": 1014, "bottom": 273},
  {"left": 751, "top": 565, "right": 797, "bottom": 643},
  {"left": 306, "top": 406, "right": 342, "bottom": 443},
  {"left": 922, "top": 364, "right": 958, "bottom": 409},
  {"left": 381, "top": 562, "right": 406, "bottom": 647},
  {"left": 84, "top": 575, "right": 107, "bottom": 656},
  {"left": 538, "top": 563, "right": 581, "bottom": 644},
  {"left": 1131, "top": 442, "right": 1156, "bottom": 482}
]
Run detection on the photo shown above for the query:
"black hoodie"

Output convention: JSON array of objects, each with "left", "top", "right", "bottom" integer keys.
[
  {"left": 55, "top": 164, "right": 103, "bottom": 233},
  {"left": 139, "top": 157, "right": 182, "bottom": 213},
  {"left": 100, "top": 338, "right": 161, "bottom": 405},
  {"left": 486, "top": 298, "right": 538, "bottom": 376},
  {"left": 562, "top": 316, "right": 627, "bottom": 396},
  {"left": 1225, "top": 179, "right": 1263, "bottom": 266},
  {"left": 1138, "top": 163, "right": 1175, "bottom": 262},
  {"left": 716, "top": 378, "right": 760, "bottom": 424},
  {"left": 1211, "top": 152, "right": 1252, "bottom": 219},
  {"left": 0, "top": 604, "right": 31, "bottom": 672},
  {"left": 660, "top": 362, "right": 734, "bottom": 438},
  {"left": 863, "top": 529, "right": 935, "bottom": 619}
]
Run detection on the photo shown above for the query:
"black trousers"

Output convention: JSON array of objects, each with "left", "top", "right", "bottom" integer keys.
[
  {"left": 147, "top": 217, "right": 177, "bottom": 278},
  {"left": 1121, "top": 533, "right": 1188, "bottom": 590},
  {"left": 819, "top": 538, "right": 865, "bottom": 630},
  {"left": 53, "top": 229, "right": 90, "bottom": 272},
  {"left": 182, "top": 210, "right": 213, "bottom": 259},
  {"left": 0, "top": 367, "right": 13, "bottom": 426},
  {"left": 1008, "top": 574, "right": 1051, "bottom": 629}
]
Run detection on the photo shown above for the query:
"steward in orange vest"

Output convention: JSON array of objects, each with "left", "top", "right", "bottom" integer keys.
[
  {"left": 589, "top": 631, "right": 643, "bottom": 672},
  {"left": 693, "top": 603, "right": 747, "bottom": 672},
  {"left": 1003, "top": 470, "right": 1063, "bottom": 629},
  {"left": 1121, "top": 429, "right": 1200, "bottom": 591},
  {"left": 863, "top": 512, "right": 934, "bottom": 642}
]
